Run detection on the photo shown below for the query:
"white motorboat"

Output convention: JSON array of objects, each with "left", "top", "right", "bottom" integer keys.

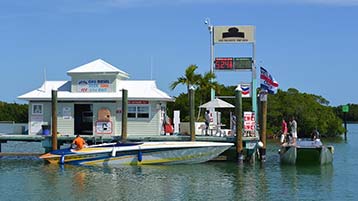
[{"left": 40, "top": 141, "right": 234, "bottom": 166}]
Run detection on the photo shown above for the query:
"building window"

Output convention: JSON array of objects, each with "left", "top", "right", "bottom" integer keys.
[
  {"left": 137, "top": 106, "right": 149, "bottom": 118},
  {"left": 128, "top": 107, "right": 137, "bottom": 118},
  {"left": 128, "top": 106, "right": 150, "bottom": 119},
  {"left": 32, "top": 104, "right": 43, "bottom": 115}
]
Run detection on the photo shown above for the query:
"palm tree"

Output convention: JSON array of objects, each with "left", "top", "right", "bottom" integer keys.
[
  {"left": 196, "top": 72, "right": 219, "bottom": 120},
  {"left": 170, "top": 64, "right": 219, "bottom": 121},
  {"left": 170, "top": 64, "right": 201, "bottom": 92}
]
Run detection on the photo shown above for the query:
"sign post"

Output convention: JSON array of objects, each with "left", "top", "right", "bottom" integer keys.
[
  {"left": 342, "top": 105, "right": 349, "bottom": 140},
  {"left": 211, "top": 25, "right": 257, "bottom": 118}
]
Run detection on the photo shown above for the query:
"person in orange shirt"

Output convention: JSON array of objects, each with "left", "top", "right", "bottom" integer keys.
[{"left": 72, "top": 135, "right": 87, "bottom": 150}]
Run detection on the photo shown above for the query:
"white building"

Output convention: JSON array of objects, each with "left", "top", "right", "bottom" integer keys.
[{"left": 18, "top": 59, "right": 173, "bottom": 137}]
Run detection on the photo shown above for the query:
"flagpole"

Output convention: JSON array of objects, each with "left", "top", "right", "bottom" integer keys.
[{"left": 252, "top": 32, "right": 257, "bottom": 125}]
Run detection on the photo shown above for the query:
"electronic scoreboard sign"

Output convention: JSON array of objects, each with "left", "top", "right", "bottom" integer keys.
[{"left": 214, "top": 57, "right": 252, "bottom": 70}]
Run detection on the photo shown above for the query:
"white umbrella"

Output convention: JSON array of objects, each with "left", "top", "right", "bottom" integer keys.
[{"left": 199, "top": 98, "right": 235, "bottom": 108}]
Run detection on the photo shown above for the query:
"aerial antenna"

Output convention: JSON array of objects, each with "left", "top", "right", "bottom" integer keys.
[
  {"left": 150, "top": 56, "right": 153, "bottom": 80},
  {"left": 43, "top": 67, "right": 47, "bottom": 92}
]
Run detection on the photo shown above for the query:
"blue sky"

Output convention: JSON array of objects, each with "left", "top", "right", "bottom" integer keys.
[{"left": 1, "top": 0, "right": 357, "bottom": 106}]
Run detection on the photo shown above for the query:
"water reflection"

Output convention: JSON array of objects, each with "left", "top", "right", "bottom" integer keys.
[
  {"left": 279, "top": 163, "right": 334, "bottom": 200},
  {"left": 23, "top": 155, "right": 334, "bottom": 201},
  {"left": 0, "top": 135, "right": 351, "bottom": 201},
  {"left": 41, "top": 163, "right": 243, "bottom": 201}
]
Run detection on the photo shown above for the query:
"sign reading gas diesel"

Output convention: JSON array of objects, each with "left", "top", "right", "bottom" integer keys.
[{"left": 214, "top": 26, "right": 255, "bottom": 43}]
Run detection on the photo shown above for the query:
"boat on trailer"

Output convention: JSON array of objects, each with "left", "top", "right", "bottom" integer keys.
[
  {"left": 279, "top": 138, "right": 334, "bottom": 165},
  {"left": 40, "top": 141, "right": 234, "bottom": 166}
]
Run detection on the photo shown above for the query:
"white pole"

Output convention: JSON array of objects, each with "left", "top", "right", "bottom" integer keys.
[{"left": 205, "top": 18, "right": 215, "bottom": 101}]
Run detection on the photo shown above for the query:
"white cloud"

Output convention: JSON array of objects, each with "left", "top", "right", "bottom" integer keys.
[
  {"left": 287, "top": 0, "right": 358, "bottom": 6},
  {"left": 104, "top": 0, "right": 358, "bottom": 7}
]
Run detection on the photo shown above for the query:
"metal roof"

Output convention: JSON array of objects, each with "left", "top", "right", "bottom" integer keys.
[
  {"left": 18, "top": 80, "right": 173, "bottom": 102},
  {"left": 66, "top": 59, "right": 129, "bottom": 79}
]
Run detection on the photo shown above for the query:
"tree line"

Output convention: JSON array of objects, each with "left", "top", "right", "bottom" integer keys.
[
  {"left": 0, "top": 101, "right": 28, "bottom": 123},
  {"left": 168, "top": 65, "right": 350, "bottom": 138},
  {"left": 1, "top": 64, "right": 357, "bottom": 138},
  {"left": 335, "top": 104, "right": 358, "bottom": 123}
]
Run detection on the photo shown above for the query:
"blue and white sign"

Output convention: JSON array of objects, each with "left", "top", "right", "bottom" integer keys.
[
  {"left": 238, "top": 83, "right": 251, "bottom": 98},
  {"left": 77, "top": 79, "right": 111, "bottom": 92}
]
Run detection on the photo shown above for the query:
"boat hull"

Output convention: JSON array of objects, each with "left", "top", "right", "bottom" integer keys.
[
  {"left": 279, "top": 140, "right": 333, "bottom": 165},
  {"left": 40, "top": 141, "right": 234, "bottom": 166}
]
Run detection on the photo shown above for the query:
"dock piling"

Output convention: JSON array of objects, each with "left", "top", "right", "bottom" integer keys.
[
  {"left": 189, "top": 86, "right": 195, "bottom": 141},
  {"left": 51, "top": 90, "right": 58, "bottom": 151},
  {"left": 235, "top": 89, "right": 243, "bottom": 163},
  {"left": 259, "top": 91, "right": 267, "bottom": 161},
  {"left": 121, "top": 89, "right": 128, "bottom": 143}
]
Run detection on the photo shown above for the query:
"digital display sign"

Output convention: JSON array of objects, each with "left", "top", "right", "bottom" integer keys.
[
  {"left": 214, "top": 58, "right": 233, "bottom": 69},
  {"left": 214, "top": 57, "right": 252, "bottom": 70}
]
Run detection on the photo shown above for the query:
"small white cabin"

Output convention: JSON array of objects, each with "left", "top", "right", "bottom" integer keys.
[{"left": 18, "top": 59, "right": 173, "bottom": 137}]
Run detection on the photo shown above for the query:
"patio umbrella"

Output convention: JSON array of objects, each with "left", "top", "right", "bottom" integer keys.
[{"left": 199, "top": 98, "right": 235, "bottom": 108}]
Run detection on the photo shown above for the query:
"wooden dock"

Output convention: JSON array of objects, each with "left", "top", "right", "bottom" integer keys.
[{"left": 0, "top": 152, "right": 42, "bottom": 157}]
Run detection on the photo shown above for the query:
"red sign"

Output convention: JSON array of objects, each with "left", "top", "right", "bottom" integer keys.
[
  {"left": 128, "top": 100, "right": 149, "bottom": 104},
  {"left": 215, "top": 57, "right": 252, "bottom": 70},
  {"left": 244, "top": 112, "right": 255, "bottom": 131},
  {"left": 214, "top": 58, "right": 233, "bottom": 70}
]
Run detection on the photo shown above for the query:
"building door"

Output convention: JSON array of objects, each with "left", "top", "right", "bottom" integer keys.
[{"left": 74, "top": 104, "right": 93, "bottom": 135}]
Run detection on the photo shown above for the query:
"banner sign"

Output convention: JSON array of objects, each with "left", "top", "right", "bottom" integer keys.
[
  {"left": 77, "top": 79, "right": 111, "bottom": 92},
  {"left": 128, "top": 100, "right": 149, "bottom": 104},
  {"left": 214, "top": 26, "right": 255, "bottom": 43},
  {"left": 244, "top": 112, "right": 255, "bottom": 131}
]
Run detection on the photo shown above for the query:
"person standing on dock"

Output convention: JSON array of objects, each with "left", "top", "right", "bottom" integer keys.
[
  {"left": 72, "top": 135, "right": 87, "bottom": 150},
  {"left": 289, "top": 117, "right": 297, "bottom": 145},
  {"left": 280, "top": 118, "right": 288, "bottom": 145},
  {"left": 205, "top": 110, "right": 210, "bottom": 136}
]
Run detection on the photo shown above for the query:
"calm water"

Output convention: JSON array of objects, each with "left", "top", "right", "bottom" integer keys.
[{"left": 1, "top": 125, "right": 357, "bottom": 201}]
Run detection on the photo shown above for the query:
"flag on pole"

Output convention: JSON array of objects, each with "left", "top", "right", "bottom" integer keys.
[{"left": 260, "top": 67, "right": 279, "bottom": 94}]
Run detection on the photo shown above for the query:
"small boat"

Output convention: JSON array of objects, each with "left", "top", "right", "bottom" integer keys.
[
  {"left": 279, "top": 139, "right": 334, "bottom": 165},
  {"left": 40, "top": 141, "right": 234, "bottom": 166}
]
